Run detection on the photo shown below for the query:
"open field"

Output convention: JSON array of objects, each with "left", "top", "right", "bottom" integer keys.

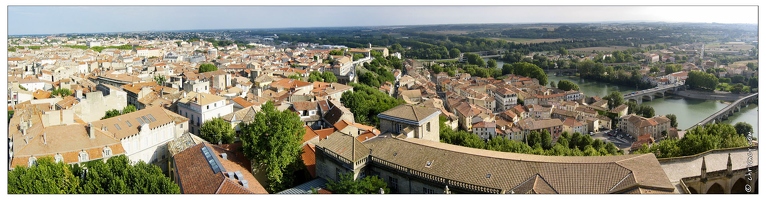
[
  {"left": 490, "top": 38, "right": 563, "bottom": 44},
  {"left": 426, "top": 30, "right": 471, "bottom": 35},
  {"left": 568, "top": 46, "right": 633, "bottom": 53},
  {"left": 705, "top": 43, "right": 755, "bottom": 52},
  {"left": 729, "top": 60, "right": 757, "bottom": 68}
]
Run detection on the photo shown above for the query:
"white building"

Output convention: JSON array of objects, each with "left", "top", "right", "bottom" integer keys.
[
  {"left": 89, "top": 106, "right": 188, "bottom": 170},
  {"left": 492, "top": 88, "right": 517, "bottom": 112},
  {"left": 176, "top": 91, "right": 234, "bottom": 135}
]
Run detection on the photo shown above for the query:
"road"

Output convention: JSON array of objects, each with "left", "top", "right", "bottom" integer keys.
[{"left": 591, "top": 130, "right": 635, "bottom": 154}]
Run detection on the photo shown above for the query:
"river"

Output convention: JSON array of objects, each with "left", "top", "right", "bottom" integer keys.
[{"left": 546, "top": 73, "right": 758, "bottom": 138}]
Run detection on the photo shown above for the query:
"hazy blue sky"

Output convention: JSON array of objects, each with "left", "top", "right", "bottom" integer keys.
[{"left": 8, "top": 6, "right": 758, "bottom": 35}]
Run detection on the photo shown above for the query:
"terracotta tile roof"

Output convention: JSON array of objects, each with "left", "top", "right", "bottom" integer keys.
[
  {"left": 303, "top": 126, "right": 319, "bottom": 143},
  {"left": 269, "top": 78, "right": 311, "bottom": 90},
  {"left": 9, "top": 108, "right": 125, "bottom": 168},
  {"left": 301, "top": 144, "right": 317, "bottom": 178},
  {"left": 173, "top": 143, "right": 268, "bottom": 194},
  {"left": 231, "top": 97, "right": 254, "bottom": 108},
  {"left": 121, "top": 82, "right": 160, "bottom": 94},
  {"left": 354, "top": 137, "right": 675, "bottom": 194},
  {"left": 178, "top": 91, "right": 226, "bottom": 106},
  {"left": 378, "top": 105, "right": 440, "bottom": 125},
  {"left": 333, "top": 119, "right": 351, "bottom": 132},
  {"left": 89, "top": 106, "right": 177, "bottom": 140},
  {"left": 32, "top": 90, "right": 52, "bottom": 99},
  {"left": 291, "top": 101, "right": 317, "bottom": 111},
  {"left": 316, "top": 132, "right": 369, "bottom": 162},
  {"left": 315, "top": 128, "right": 335, "bottom": 141}
]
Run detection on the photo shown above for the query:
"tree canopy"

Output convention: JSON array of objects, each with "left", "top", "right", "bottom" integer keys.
[
  {"left": 198, "top": 63, "right": 218, "bottom": 73},
  {"left": 51, "top": 88, "right": 73, "bottom": 97},
  {"left": 240, "top": 101, "right": 305, "bottom": 193},
  {"left": 510, "top": 62, "right": 548, "bottom": 85},
  {"left": 8, "top": 155, "right": 179, "bottom": 194},
  {"left": 439, "top": 117, "right": 621, "bottom": 156},
  {"left": 603, "top": 91, "right": 625, "bottom": 110},
  {"left": 665, "top": 114, "right": 678, "bottom": 128},
  {"left": 633, "top": 123, "right": 748, "bottom": 158},
  {"left": 734, "top": 122, "right": 753, "bottom": 136},
  {"left": 487, "top": 59, "right": 498, "bottom": 68},
  {"left": 200, "top": 117, "right": 236, "bottom": 144},
  {"left": 102, "top": 105, "right": 137, "bottom": 119},
  {"left": 557, "top": 80, "right": 580, "bottom": 91},
  {"left": 325, "top": 173, "right": 390, "bottom": 194},
  {"left": 686, "top": 70, "right": 719, "bottom": 91},
  {"left": 340, "top": 83, "right": 404, "bottom": 126}
]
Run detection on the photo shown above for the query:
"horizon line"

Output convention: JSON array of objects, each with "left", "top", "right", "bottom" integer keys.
[{"left": 8, "top": 21, "right": 758, "bottom": 37}]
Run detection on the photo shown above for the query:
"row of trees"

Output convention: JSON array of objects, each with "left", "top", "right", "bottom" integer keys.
[
  {"left": 686, "top": 70, "right": 719, "bottom": 91},
  {"left": 439, "top": 117, "right": 622, "bottom": 156},
  {"left": 102, "top": 105, "right": 138, "bottom": 119},
  {"left": 51, "top": 88, "right": 73, "bottom": 97},
  {"left": 632, "top": 123, "right": 749, "bottom": 158},
  {"left": 307, "top": 71, "right": 338, "bottom": 83},
  {"left": 324, "top": 173, "right": 390, "bottom": 194},
  {"left": 8, "top": 155, "right": 179, "bottom": 194},
  {"left": 576, "top": 60, "right": 652, "bottom": 89}
]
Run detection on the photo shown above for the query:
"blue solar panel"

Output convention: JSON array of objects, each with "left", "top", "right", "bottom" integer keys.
[{"left": 201, "top": 146, "right": 224, "bottom": 174}]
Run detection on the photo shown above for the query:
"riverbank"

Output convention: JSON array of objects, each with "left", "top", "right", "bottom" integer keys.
[{"left": 669, "top": 90, "right": 751, "bottom": 102}]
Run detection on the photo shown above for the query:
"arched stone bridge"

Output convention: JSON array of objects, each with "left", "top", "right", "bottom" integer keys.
[
  {"left": 687, "top": 93, "right": 758, "bottom": 131},
  {"left": 623, "top": 83, "right": 686, "bottom": 104}
]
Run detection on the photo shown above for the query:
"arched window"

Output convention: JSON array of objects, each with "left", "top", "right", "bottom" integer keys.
[
  {"left": 79, "top": 150, "right": 89, "bottom": 162},
  {"left": 28, "top": 156, "right": 37, "bottom": 166},
  {"left": 54, "top": 153, "right": 64, "bottom": 163},
  {"left": 103, "top": 146, "right": 113, "bottom": 157}
]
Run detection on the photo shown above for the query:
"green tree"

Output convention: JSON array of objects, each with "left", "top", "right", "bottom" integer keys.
[
  {"left": 558, "top": 47, "right": 568, "bottom": 55},
  {"left": 464, "top": 53, "right": 485, "bottom": 67},
  {"left": 326, "top": 173, "right": 390, "bottom": 194},
  {"left": 322, "top": 71, "right": 338, "bottom": 83},
  {"left": 550, "top": 81, "right": 557, "bottom": 88},
  {"left": 79, "top": 155, "right": 180, "bottom": 194},
  {"left": 510, "top": 62, "right": 547, "bottom": 85},
  {"left": 198, "top": 63, "right": 218, "bottom": 73},
  {"left": 603, "top": 91, "right": 625, "bottom": 110},
  {"left": 308, "top": 71, "right": 324, "bottom": 82},
  {"left": 340, "top": 83, "right": 404, "bottom": 126},
  {"left": 288, "top": 74, "right": 302, "bottom": 80},
  {"left": 102, "top": 109, "right": 122, "bottom": 119},
  {"left": 154, "top": 75, "right": 166, "bottom": 85},
  {"left": 51, "top": 88, "right": 73, "bottom": 97},
  {"left": 650, "top": 66, "right": 660, "bottom": 73},
  {"left": 200, "top": 118, "right": 236, "bottom": 144},
  {"left": 502, "top": 63, "right": 513, "bottom": 75},
  {"left": 687, "top": 70, "right": 719, "bottom": 91},
  {"left": 449, "top": 48, "right": 461, "bottom": 59},
  {"left": 665, "top": 114, "right": 678, "bottom": 128},
  {"left": 557, "top": 80, "right": 580, "bottom": 91},
  {"left": 487, "top": 59, "right": 498, "bottom": 68},
  {"left": 734, "top": 122, "right": 753, "bottom": 136},
  {"left": 122, "top": 105, "right": 137, "bottom": 114},
  {"left": 240, "top": 101, "right": 304, "bottom": 193},
  {"left": 8, "top": 157, "right": 80, "bottom": 194}
]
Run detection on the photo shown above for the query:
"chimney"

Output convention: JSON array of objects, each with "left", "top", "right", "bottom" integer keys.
[
  {"left": 88, "top": 123, "right": 95, "bottom": 139},
  {"left": 240, "top": 180, "right": 249, "bottom": 189},
  {"left": 221, "top": 153, "right": 228, "bottom": 160},
  {"left": 43, "top": 132, "right": 47, "bottom": 145}
]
